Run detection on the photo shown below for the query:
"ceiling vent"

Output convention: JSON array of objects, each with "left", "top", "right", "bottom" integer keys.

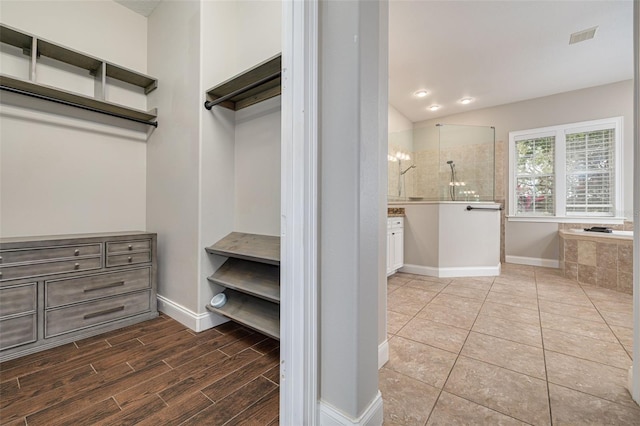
[{"left": 569, "top": 26, "right": 598, "bottom": 45}]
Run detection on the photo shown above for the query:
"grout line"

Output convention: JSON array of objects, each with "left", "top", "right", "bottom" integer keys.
[{"left": 534, "top": 267, "right": 554, "bottom": 425}]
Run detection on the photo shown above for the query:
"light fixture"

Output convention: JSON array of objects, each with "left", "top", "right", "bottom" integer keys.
[
  {"left": 414, "top": 90, "right": 429, "bottom": 98},
  {"left": 428, "top": 105, "right": 440, "bottom": 111},
  {"left": 459, "top": 97, "right": 474, "bottom": 105}
]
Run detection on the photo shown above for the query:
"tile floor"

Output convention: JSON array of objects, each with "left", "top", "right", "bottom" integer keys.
[{"left": 381, "top": 263, "right": 639, "bottom": 425}]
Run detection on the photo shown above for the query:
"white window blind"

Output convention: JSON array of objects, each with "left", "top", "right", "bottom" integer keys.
[
  {"left": 565, "top": 128, "right": 615, "bottom": 215},
  {"left": 508, "top": 117, "right": 622, "bottom": 220}
]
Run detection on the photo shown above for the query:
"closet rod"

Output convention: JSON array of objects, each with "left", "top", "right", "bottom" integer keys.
[
  {"left": 0, "top": 85, "right": 159, "bottom": 128},
  {"left": 204, "top": 71, "right": 281, "bottom": 110}
]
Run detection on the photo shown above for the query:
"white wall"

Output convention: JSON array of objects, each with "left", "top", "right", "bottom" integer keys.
[
  {"left": 414, "top": 80, "right": 634, "bottom": 262},
  {"left": 146, "top": 0, "right": 202, "bottom": 313},
  {"left": 0, "top": 1, "right": 149, "bottom": 238}
]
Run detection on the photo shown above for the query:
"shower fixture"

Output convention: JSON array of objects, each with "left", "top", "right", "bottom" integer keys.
[{"left": 401, "top": 165, "right": 416, "bottom": 175}]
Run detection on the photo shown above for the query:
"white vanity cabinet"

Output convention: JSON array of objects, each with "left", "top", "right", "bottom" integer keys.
[{"left": 387, "top": 217, "right": 404, "bottom": 275}]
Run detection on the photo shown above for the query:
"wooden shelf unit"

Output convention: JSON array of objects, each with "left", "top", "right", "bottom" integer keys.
[
  {"left": 205, "top": 232, "right": 280, "bottom": 340},
  {"left": 204, "top": 54, "right": 281, "bottom": 111},
  {"left": 0, "top": 24, "right": 158, "bottom": 127}
]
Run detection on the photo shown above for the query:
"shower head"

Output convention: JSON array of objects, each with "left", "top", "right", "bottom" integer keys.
[{"left": 446, "top": 160, "right": 454, "bottom": 165}]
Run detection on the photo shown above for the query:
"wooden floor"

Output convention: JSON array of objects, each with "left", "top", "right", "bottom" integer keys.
[{"left": 0, "top": 314, "right": 280, "bottom": 425}]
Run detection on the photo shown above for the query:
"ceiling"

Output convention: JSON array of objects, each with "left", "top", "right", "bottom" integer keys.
[
  {"left": 113, "top": 0, "right": 161, "bottom": 17},
  {"left": 389, "top": 0, "right": 634, "bottom": 122}
]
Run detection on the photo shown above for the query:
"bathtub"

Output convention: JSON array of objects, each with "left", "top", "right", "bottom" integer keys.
[{"left": 559, "top": 228, "right": 633, "bottom": 294}]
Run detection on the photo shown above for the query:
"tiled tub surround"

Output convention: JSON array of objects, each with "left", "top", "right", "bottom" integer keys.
[
  {"left": 382, "top": 265, "right": 638, "bottom": 425},
  {"left": 559, "top": 227, "right": 634, "bottom": 294}
]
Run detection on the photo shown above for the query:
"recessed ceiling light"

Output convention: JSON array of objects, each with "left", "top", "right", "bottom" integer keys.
[
  {"left": 414, "top": 90, "right": 429, "bottom": 98},
  {"left": 459, "top": 97, "right": 474, "bottom": 105},
  {"left": 428, "top": 105, "right": 440, "bottom": 111}
]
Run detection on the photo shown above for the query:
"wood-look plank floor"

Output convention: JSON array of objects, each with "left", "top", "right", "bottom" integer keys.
[{"left": 0, "top": 314, "right": 279, "bottom": 425}]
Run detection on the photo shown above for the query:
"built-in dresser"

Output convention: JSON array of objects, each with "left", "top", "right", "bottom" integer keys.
[{"left": 0, "top": 232, "right": 157, "bottom": 361}]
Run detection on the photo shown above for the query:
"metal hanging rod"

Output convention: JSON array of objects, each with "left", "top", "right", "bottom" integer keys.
[
  {"left": 204, "top": 71, "right": 281, "bottom": 110},
  {"left": 466, "top": 205, "right": 503, "bottom": 211},
  {"left": 0, "top": 85, "right": 158, "bottom": 128}
]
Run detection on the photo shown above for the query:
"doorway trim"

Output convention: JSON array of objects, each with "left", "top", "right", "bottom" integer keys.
[{"left": 280, "top": 0, "right": 319, "bottom": 423}]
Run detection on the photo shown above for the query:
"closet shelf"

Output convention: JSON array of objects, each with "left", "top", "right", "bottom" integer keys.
[
  {"left": 0, "top": 24, "right": 158, "bottom": 127},
  {"left": 204, "top": 53, "right": 281, "bottom": 111},
  {"left": 0, "top": 75, "right": 158, "bottom": 126},
  {"left": 205, "top": 232, "right": 280, "bottom": 340},
  {"left": 206, "top": 289, "right": 279, "bottom": 340}
]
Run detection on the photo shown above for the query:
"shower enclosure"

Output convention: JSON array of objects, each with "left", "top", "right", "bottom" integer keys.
[
  {"left": 388, "top": 124, "right": 496, "bottom": 202},
  {"left": 387, "top": 123, "right": 501, "bottom": 277}
]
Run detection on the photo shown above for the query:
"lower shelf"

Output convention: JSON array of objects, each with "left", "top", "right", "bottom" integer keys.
[{"left": 206, "top": 288, "right": 280, "bottom": 340}]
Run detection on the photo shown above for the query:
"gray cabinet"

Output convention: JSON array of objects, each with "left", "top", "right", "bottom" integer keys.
[{"left": 0, "top": 232, "right": 157, "bottom": 361}]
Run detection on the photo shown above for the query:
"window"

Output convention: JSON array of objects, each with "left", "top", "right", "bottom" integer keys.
[{"left": 509, "top": 117, "right": 622, "bottom": 220}]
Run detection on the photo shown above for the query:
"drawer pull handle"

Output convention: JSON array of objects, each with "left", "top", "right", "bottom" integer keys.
[
  {"left": 74, "top": 263, "right": 80, "bottom": 270},
  {"left": 84, "top": 305, "right": 125, "bottom": 320},
  {"left": 128, "top": 245, "right": 133, "bottom": 250},
  {"left": 74, "top": 249, "right": 80, "bottom": 256},
  {"left": 128, "top": 257, "right": 133, "bottom": 263},
  {"left": 84, "top": 281, "right": 125, "bottom": 293}
]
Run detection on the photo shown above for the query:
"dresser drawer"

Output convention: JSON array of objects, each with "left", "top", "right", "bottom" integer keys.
[
  {"left": 106, "top": 240, "right": 151, "bottom": 254},
  {"left": 106, "top": 252, "right": 151, "bottom": 268},
  {"left": 0, "top": 257, "right": 102, "bottom": 281},
  {"left": 0, "top": 314, "right": 37, "bottom": 350},
  {"left": 46, "top": 268, "right": 151, "bottom": 308},
  {"left": 0, "top": 244, "right": 101, "bottom": 265},
  {"left": 0, "top": 284, "right": 36, "bottom": 317},
  {"left": 45, "top": 290, "right": 151, "bottom": 337}
]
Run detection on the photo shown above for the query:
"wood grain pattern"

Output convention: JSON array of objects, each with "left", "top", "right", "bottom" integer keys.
[
  {"left": 205, "top": 232, "right": 280, "bottom": 265},
  {"left": 0, "top": 315, "right": 279, "bottom": 425}
]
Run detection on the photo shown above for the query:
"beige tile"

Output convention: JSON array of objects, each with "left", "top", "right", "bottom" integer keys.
[
  {"left": 441, "top": 285, "right": 488, "bottom": 301},
  {"left": 549, "top": 383, "right": 640, "bottom": 425},
  {"left": 542, "top": 329, "right": 631, "bottom": 369},
  {"left": 545, "top": 351, "right": 637, "bottom": 408},
  {"left": 490, "top": 282, "right": 537, "bottom": 298},
  {"left": 540, "top": 311, "right": 616, "bottom": 342},
  {"left": 416, "top": 303, "right": 479, "bottom": 330},
  {"left": 403, "top": 273, "right": 452, "bottom": 284},
  {"left": 379, "top": 368, "right": 440, "bottom": 426},
  {"left": 427, "top": 391, "right": 526, "bottom": 426},
  {"left": 387, "top": 283, "right": 401, "bottom": 295},
  {"left": 610, "top": 325, "right": 633, "bottom": 352},
  {"left": 538, "top": 299, "right": 602, "bottom": 322},
  {"left": 461, "top": 332, "right": 545, "bottom": 379},
  {"left": 582, "top": 285, "right": 633, "bottom": 303},
  {"left": 618, "top": 272, "right": 633, "bottom": 295},
  {"left": 386, "top": 336, "right": 457, "bottom": 388},
  {"left": 484, "top": 291, "right": 538, "bottom": 311},
  {"left": 389, "top": 273, "right": 413, "bottom": 284},
  {"left": 596, "top": 242, "right": 618, "bottom": 270},
  {"left": 388, "top": 276, "right": 410, "bottom": 287},
  {"left": 577, "top": 240, "right": 597, "bottom": 266},
  {"left": 386, "top": 310, "right": 413, "bottom": 335},
  {"left": 404, "top": 279, "right": 448, "bottom": 292},
  {"left": 429, "top": 293, "right": 484, "bottom": 310},
  {"left": 448, "top": 278, "right": 493, "bottom": 290},
  {"left": 578, "top": 264, "right": 597, "bottom": 285},
  {"left": 564, "top": 261, "right": 578, "bottom": 280},
  {"left": 564, "top": 239, "right": 578, "bottom": 262},
  {"left": 387, "top": 287, "right": 438, "bottom": 316},
  {"left": 590, "top": 298, "right": 633, "bottom": 314},
  {"left": 398, "top": 317, "right": 469, "bottom": 354},
  {"left": 444, "top": 357, "right": 550, "bottom": 425},
  {"left": 478, "top": 301, "right": 539, "bottom": 326},
  {"left": 596, "top": 267, "right": 618, "bottom": 290},
  {"left": 618, "top": 244, "right": 633, "bottom": 271},
  {"left": 472, "top": 315, "right": 542, "bottom": 348},
  {"left": 599, "top": 309, "right": 633, "bottom": 328}
]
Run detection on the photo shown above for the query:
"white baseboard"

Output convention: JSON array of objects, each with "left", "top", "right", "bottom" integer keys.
[
  {"left": 319, "top": 391, "right": 383, "bottom": 426},
  {"left": 378, "top": 339, "right": 389, "bottom": 369},
  {"left": 400, "top": 263, "right": 501, "bottom": 278},
  {"left": 157, "top": 294, "right": 228, "bottom": 332},
  {"left": 505, "top": 255, "right": 560, "bottom": 269}
]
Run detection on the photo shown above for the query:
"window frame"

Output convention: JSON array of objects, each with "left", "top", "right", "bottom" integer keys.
[{"left": 508, "top": 117, "right": 624, "bottom": 223}]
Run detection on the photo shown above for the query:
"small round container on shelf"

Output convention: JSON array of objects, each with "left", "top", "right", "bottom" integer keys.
[{"left": 210, "top": 293, "right": 227, "bottom": 308}]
